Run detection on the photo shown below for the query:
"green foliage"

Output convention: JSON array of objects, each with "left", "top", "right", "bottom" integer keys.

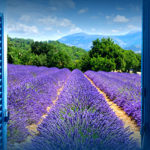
[
  {"left": 48, "top": 41, "right": 87, "bottom": 61},
  {"left": 31, "top": 42, "right": 52, "bottom": 55},
  {"left": 135, "top": 53, "right": 141, "bottom": 72},
  {"left": 88, "top": 38, "right": 141, "bottom": 73},
  {"left": 30, "top": 54, "right": 47, "bottom": 66},
  {"left": 80, "top": 54, "right": 91, "bottom": 72},
  {"left": 8, "top": 36, "right": 33, "bottom": 51},
  {"left": 90, "top": 56, "right": 116, "bottom": 72},
  {"left": 123, "top": 50, "right": 141, "bottom": 73},
  {"left": 7, "top": 36, "right": 86, "bottom": 69},
  {"left": 89, "top": 38, "right": 114, "bottom": 58},
  {"left": 47, "top": 48, "right": 71, "bottom": 68},
  {"left": 7, "top": 36, "right": 141, "bottom": 73}
]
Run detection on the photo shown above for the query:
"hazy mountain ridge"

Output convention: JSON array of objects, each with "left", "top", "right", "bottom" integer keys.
[{"left": 59, "top": 32, "right": 142, "bottom": 53}]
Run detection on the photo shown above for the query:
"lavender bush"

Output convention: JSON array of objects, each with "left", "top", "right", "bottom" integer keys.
[
  {"left": 85, "top": 71, "right": 141, "bottom": 127},
  {"left": 22, "top": 70, "right": 140, "bottom": 150},
  {"left": 8, "top": 64, "right": 71, "bottom": 144}
]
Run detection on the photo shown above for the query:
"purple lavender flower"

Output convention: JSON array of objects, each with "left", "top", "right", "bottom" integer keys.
[
  {"left": 22, "top": 70, "right": 140, "bottom": 150},
  {"left": 8, "top": 64, "right": 71, "bottom": 144},
  {"left": 85, "top": 71, "right": 141, "bottom": 127}
]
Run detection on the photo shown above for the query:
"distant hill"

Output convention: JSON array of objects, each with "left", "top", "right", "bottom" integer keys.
[
  {"left": 8, "top": 37, "right": 87, "bottom": 65},
  {"left": 8, "top": 37, "right": 34, "bottom": 50},
  {"left": 59, "top": 32, "right": 142, "bottom": 53},
  {"left": 48, "top": 40, "right": 87, "bottom": 61}
]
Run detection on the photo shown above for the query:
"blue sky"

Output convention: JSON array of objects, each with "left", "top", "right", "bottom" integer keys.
[{"left": 6, "top": 0, "right": 142, "bottom": 41}]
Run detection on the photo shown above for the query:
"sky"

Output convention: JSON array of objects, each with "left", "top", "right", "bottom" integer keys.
[{"left": 2, "top": 0, "right": 142, "bottom": 41}]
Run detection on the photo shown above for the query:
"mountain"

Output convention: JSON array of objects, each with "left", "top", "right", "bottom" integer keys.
[{"left": 59, "top": 32, "right": 142, "bottom": 53}]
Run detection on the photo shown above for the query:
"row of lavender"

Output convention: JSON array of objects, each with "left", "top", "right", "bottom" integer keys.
[
  {"left": 22, "top": 70, "right": 140, "bottom": 150},
  {"left": 8, "top": 64, "right": 59, "bottom": 90},
  {"left": 8, "top": 64, "right": 71, "bottom": 144},
  {"left": 85, "top": 71, "right": 141, "bottom": 126}
]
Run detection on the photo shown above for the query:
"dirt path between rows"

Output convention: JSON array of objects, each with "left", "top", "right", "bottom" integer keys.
[
  {"left": 26, "top": 85, "right": 64, "bottom": 135},
  {"left": 12, "top": 80, "right": 67, "bottom": 149},
  {"left": 84, "top": 74, "right": 141, "bottom": 145}
]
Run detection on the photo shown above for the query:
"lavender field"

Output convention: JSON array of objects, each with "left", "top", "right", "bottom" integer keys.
[{"left": 8, "top": 64, "right": 141, "bottom": 150}]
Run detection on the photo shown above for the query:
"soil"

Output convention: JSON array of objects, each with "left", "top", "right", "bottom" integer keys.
[
  {"left": 84, "top": 74, "right": 141, "bottom": 146},
  {"left": 26, "top": 86, "right": 64, "bottom": 135}
]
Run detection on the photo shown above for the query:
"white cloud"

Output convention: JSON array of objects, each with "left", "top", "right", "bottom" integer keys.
[
  {"left": 106, "top": 16, "right": 111, "bottom": 19},
  {"left": 91, "top": 28, "right": 96, "bottom": 32},
  {"left": 70, "top": 26, "right": 82, "bottom": 33},
  {"left": 20, "top": 15, "right": 31, "bottom": 22},
  {"left": 127, "top": 24, "right": 141, "bottom": 32},
  {"left": 39, "top": 16, "right": 57, "bottom": 25},
  {"left": 78, "top": 8, "right": 88, "bottom": 14},
  {"left": 39, "top": 16, "right": 81, "bottom": 32},
  {"left": 45, "top": 27, "right": 53, "bottom": 31},
  {"left": 112, "top": 29, "right": 119, "bottom": 33},
  {"left": 113, "top": 15, "right": 129, "bottom": 23},
  {"left": 39, "top": 16, "right": 82, "bottom": 34},
  {"left": 8, "top": 23, "right": 38, "bottom": 34},
  {"left": 57, "top": 30, "right": 62, "bottom": 34},
  {"left": 39, "top": 17, "right": 74, "bottom": 27},
  {"left": 59, "top": 18, "right": 73, "bottom": 27}
]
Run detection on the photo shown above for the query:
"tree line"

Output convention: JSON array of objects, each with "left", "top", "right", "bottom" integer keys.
[
  {"left": 8, "top": 36, "right": 141, "bottom": 73},
  {"left": 81, "top": 38, "right": 141, "bottom": 73},
  {"left": 8, "top": 36, "right": 86, "bottom": 70}
]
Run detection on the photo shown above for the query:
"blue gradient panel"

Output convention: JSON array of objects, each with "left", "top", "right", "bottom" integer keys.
[
  {"left": 0, "top": 13, "right": 7, "bottom": 150},
  {"left": 142, "top": 0, "right": 150, "bottom": 149},
  {"left": 0, "top": 13, "right": 3, "bottom": 150}
]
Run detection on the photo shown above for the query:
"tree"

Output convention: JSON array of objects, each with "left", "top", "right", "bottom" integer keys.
[
  {"left": 88, "top": 37, "right": 127, "bottom": 71},
  {"left": 7, "top": 36, "right": 141, "bottom": 73},
  {"left": 31, "top": 42, "right": 53, "bottom": 55},
  {"left": 80, "top": 54, "right": 91, "bottom": 72},
  {"left": 47, "top": 49, "right": 71, "bottom": 68},
  {"left": 124, "top": 50, "right": 139, "bottom": 73},
  {"left": 133, "top": 53, "right": 141, "bottom": 73},
  {"left": 90, "top": 56, "right": 116, "bottom": 72},
  {"left": 89, "top": 38, "right": 102, "bottom": 58},
  {"left": 89, "top": 37, "right": 116, "bottom": 58}
]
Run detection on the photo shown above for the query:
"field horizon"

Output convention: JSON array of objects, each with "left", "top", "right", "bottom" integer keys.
[{"left": 8, "top": 64, "right": 141, "bottom": 150}]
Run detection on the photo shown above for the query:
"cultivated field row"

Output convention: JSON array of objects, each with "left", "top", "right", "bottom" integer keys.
[{"left": 8, "top": 64, "right": 141, "bottom": 150}]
